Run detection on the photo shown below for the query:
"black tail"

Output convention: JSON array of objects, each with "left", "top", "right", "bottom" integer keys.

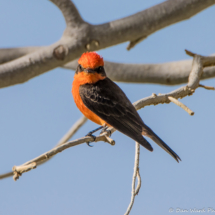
[
  {"left": 136, "top": 134, "right": 153, "bottom": 152},
  {"left": 142, "top": 125, "right": 181, "bottom": 163}
]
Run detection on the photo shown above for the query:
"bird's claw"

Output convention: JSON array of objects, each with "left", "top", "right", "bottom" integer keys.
[
  {"left": 85, "top": 133, "right": 96, "bottom": 147},
  {"left": 86, "top": 142, "right": 93, "bottom": 147}
]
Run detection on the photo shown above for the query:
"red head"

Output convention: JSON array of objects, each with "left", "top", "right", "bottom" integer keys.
[
  {"left": 78, "top": 52, "right": 104, "bottom": 70},
  {"left": 75, "top": 52, "right": 106, "bottom": 79},
  {"left": 74, "top": 52, "right": 106, "bottom": 84}
]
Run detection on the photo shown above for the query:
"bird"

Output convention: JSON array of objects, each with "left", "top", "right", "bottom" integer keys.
[{"left": 72, "top": 52, "right": 181, "bottom": 162}]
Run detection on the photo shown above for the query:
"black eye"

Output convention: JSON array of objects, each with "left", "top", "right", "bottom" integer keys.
[
  {"left": 79, "top": 65, "right": 82, "bottom": 70},
  {"left": 98, "top": 66, "right": 102, "bottom": 72}
]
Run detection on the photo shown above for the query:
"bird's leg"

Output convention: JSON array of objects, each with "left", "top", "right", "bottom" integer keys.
[
  {"left": 86, "top": 126, "right": 103, "bottom": 136},
  {"left": 85, "top": 126, "right": 104, "bottom": 147},
  {"left": 100, "top": 126, "right": 112, "bottom": 137},
  {"left": 100, "top": 126, "right": 108, "bottom": 134}
]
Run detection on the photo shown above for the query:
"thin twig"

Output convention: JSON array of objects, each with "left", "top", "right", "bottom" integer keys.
[
  {"left": 1, "top": 50, "right": 215, "bottom": 181},
  {"left": 168, "top": 96, "right": 194, "bottom": 115},
  {"left": 11, "top": 128, "right": 115, "bottom": 181},
  {"left": 124, "top": 142, "right": 140, "bottom": 215},
  {"left": 0, "top": 1, "right": 214, "bottom": 88},
  {"left": 0, "top": 116, "right": 87, "bottom": 180},
  {"left": 135, "top": 169, "right": 141, "bottom": 196},
  {"left": 127, "top": 36, "right": 147, "bottom": 51},
  {"left": 13, "top": 162, "right": 37, "bottom": 181},
  {"left": 57, "top": 116, "right": 87, "bottom": 146},
  {"left": 199, "top": 84, "right": 215, "bottom": 90},
  {"left": 0, "top": 171, "right": 13, "bottom": 180},
  {"left": 134, "top": 50, "right": 215, "bottom": 110}
]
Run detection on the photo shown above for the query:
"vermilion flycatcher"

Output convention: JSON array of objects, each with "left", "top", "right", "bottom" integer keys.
[{"left": 72, "top": 52, "right": 180, "bottom": 162}]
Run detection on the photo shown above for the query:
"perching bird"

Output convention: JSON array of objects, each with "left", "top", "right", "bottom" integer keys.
[{"left": 72, "top": 52, "right": 181, "bottom": 162}]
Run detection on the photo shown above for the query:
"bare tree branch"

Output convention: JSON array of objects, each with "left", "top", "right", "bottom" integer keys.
[
  {"left": 199, "top": 84, "right": 215, "bottom": 90},
  {"left": 125, "top": 142, "right": 140, "bottom": 215},
  {"left": 133, "top": 50, "right": 215, "bottom": 112},
  {"left": 0, "top": 116, "right": 87, "bottom": 180},
  {"left": 56, "top": 116, "right": 87, "bottom": 147},
  {"left": 0, "top": 0, "right": 89, "bottom": 89},
  {"left": 65, "top": 57, "right": 215, "bottom": 85},
  {"left": 0, "top": 0, "right": 214, "bottom": 88},
  {"left": 1, "top": 47, "right": 215, "bottom": 85},
  {"left": 0, "top": 171, "right": 13, "bottom": 180},
  {"left": 168, "top": 96, "right": 194, "bottom": 115},
  {"left": 135, "top": 169, "right": 141, "bottom": 196},
  {"left": 0, "top": 47, "right": 40, "bottom": 65},
  {"left": 50, "top": 0, "right": 84, "bottom": 28},
  {"left": 93, "top": 0, "right": 215, "bottom": 50},
  {"left": 0, "top": 50, "right": 214, "bottom": 181},
  {"left": 12, "top": 128, "right": 116, "bottom": 181},
  {"left": 124, "top": 0, "right": 215, "bottom": 49}
]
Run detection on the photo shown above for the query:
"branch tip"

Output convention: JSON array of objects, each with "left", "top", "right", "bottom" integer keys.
[
  {"left": 168, "top": 96, "right": 194, "bottom": 116},
  {"left": 12, "top": 162, "right": 37, "bottom": 181},
  {"left": 126, "top": 36, "right": 147, "bottom": 51},
  {"left": 199, "top": 84, "right": 215, "bottom": 90},
  {"left": 185, "top": 49, "right": 196, "bottom": 57},
  {"left": 104, "top": 135, "right": 115, "bottom": 145}
]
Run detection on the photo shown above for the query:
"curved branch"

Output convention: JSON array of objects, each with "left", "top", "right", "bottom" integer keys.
[
  {"left": 50, "top": 0, "right": 85, "bottom": 28},
  {"left": 1, "top": 47, "right": 215, "bottom": 85},
  {"left": 0, "top": 116, "right": 87, "bottom": 180},
  {"left": 65, "top": 57, "right": 215, "bottom": 85},
  {"left": 12, "top": 128, "right": 116, "bottom": 181},
  {"left": 133, "top": 50, "right": 215, "bottom": 110},
  {"left": 0, "top": 0, "right": 214, "bottom": 88},
  {"left": 0, "top": 0, "right": 89, "bottom": 89},
  {"left": 124, "top": 142, "right": 141, "bottom": 215},
  {"left": 1, "top": 50, "right": 213, "bottom": 181},
  {"left": 0, "top": 47, "right": 40, "bottom": 65},
  {"left": 92, "top": 0, "right": 215, "bottom": 49}
]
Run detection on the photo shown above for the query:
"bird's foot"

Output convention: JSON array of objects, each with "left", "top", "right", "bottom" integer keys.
[
  {"left": 85, "top": 132, "right": 96, "bottom": 147},
  {"left": 100, "top": 126, "right": 112, "bottom": 137},
  {"left": 86, "top": 142, "right": 93, "bottom": 147}
]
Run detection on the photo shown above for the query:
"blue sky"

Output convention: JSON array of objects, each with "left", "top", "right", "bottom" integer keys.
[{"left": 0, "top": 1, "right": 215, "bottom": 214}]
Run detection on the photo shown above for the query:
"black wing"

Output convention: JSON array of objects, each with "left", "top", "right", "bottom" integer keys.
[
  {"left": 79, "top": 78, "right": 181, "bottom": 162},
  {"left": 79, "top": 78, "right": 153, "bottom": 151}
]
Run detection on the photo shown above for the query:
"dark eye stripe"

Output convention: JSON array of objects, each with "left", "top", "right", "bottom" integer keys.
[
  {"left": 76, "top": 65, "right": 105, "bottom": 75},
  {"left": 95, "top": 66, "right": 103, "bottom": 73}
]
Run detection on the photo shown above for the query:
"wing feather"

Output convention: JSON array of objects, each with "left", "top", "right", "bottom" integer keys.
[
  {"left": 79, "top": 78, "right": 153, "bottom": 151},
  {"left": 79, "top": 77, "right": 181, "bottom": 162}
]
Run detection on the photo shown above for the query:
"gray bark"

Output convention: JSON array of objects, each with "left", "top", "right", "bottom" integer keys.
[{"left": 0, "top": 0, "right": 214, "bottom": 88}]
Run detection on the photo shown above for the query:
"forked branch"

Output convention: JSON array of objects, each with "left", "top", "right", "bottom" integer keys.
[
  {"left": 0, "top": 49, "right": 213, "bottom": 181},
  {"left": 124, "top": 142, "right": 141, "bottom": 215},
  {"left": 0, "top": 0, "right": 214, "bottom": 88},
  {"left": 0, "top": 116, "right": 88, "bottom": 180}
]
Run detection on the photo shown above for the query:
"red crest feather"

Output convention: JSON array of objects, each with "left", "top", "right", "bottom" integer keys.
[{"left": 78, "top": 52, "right": 104, "bottom": 69}]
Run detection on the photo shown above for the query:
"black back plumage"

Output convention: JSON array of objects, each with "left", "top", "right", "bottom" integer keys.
[{"left": 79, "top": 77, "right": 180, "bottom": 162}]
